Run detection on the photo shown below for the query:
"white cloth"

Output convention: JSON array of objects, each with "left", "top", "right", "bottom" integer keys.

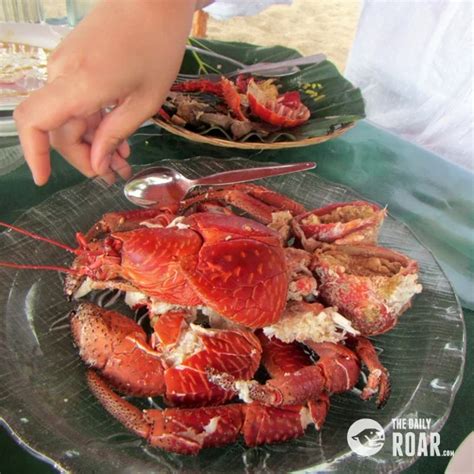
[
  {"left": 204, "top": 0, "right": 292, "bottom": 20},
  {"left": 345, "top": 0, "right": 473, "bottom": 171}
]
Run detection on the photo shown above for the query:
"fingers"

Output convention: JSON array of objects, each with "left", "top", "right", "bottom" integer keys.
[
  {"left": 14, "top": 77, "right": 98, "bottom": 185},
  {"left": 16, "top": 127, "right": 51, "bottom": 186},
  {"left": 15, "top": 75, "right": 134, "bottom": 185},
  {"left": 90, "top": 98, "right": 151, "bottom": 175},
  {"left": 110, "top": 152, "right": 132, "bottom": 181},
  {"left": 49, "top": 112, "right": 131, "bottom": 184},
  {"left": 49, "top": 117, "right": 97, "bottom": 178}
]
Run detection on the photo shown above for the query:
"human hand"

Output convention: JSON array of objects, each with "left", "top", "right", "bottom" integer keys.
[{"left": 14, "top": 0, "right": 200, "bottom": 185}]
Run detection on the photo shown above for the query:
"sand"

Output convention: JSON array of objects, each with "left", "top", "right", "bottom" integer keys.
[
  {"left": 206, "top": 0, "right": 361, "bottom": 71},
  {"left": 35, "top": 0, "right": 360, "bottom": 71}
]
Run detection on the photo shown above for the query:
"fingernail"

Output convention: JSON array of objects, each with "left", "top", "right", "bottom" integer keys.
[{"left": 117, "top": 140, "right": 131, "bottom": 159}]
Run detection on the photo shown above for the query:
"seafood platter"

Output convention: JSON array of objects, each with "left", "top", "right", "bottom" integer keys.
[
  {"left": 0, "top": 177, "right": 423, "bottom": 455},
  {"left": 0, "top": 158, "right": 463, "bottom": 473}
]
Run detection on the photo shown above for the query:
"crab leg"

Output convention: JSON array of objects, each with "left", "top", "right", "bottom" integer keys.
[
  {"left": 87, "top": 370, "right": 244, "bottom": 455},
  {"left": 180, "top": 184, "right": 306, "bottom": 224},
  {"left": 88, "top": 369, "right": 320, "bottom": 452},
  {"left": 258, "top": 332, "right": 331, "bottom": 430},
  {"left": 208, "top": 342, "right": 360, "bottom": 407},
  {"left": 84, "top": 208, "right": 177, "bottom": 241},
  {"left": 181, "top": 187, "right": 277, "bottom": 223},
  {"left": 347, "top": 336, "right": 391, "bottom": 407}
]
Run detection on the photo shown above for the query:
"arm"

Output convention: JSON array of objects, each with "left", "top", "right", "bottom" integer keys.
[{"left": 14, "top": 0, "right": 209, "bottom": 185}]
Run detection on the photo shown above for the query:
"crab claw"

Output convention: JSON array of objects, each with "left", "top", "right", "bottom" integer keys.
[{"left": 70, "top": 303, "right": 166, "bottom": 397}]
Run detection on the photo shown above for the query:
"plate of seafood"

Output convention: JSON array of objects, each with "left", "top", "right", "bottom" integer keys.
[
  {"left": 153, "top": 40, "right": 365, "bottom": 149},
  {"left": 0, "top": 157, "right": 464, "bottom": 473}
]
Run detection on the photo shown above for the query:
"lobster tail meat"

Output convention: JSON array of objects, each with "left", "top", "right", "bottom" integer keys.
[{"left": 312, "top": 244, "right": 422, "bottom": 335}]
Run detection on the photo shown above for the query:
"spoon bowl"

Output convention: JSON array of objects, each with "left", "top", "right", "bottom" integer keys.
[{"left": 124, "top": 167, "right": 192, "bottom": 208}]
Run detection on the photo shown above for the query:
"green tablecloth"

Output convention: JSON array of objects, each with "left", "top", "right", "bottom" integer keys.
[{"left": 0, "top": 121, "right": 472, "bottom": 473}]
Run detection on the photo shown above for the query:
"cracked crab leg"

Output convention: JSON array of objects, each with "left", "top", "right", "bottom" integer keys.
[
  {"left": 87, "top": 370, "right": 244, "bottom": 455},
  {"left": 347, "top": 336, "right": 391, "bottom": 407},
  {"left": 180, "top": 184, "right": 306, "bottom": 224},
  {"left": 208, "top": 342, "right": 360, "bottom": 407}
]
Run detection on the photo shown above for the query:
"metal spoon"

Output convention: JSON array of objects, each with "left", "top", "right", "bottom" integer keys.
[{"left": 124, "top": 161, "right": 316, "bottom": 208}]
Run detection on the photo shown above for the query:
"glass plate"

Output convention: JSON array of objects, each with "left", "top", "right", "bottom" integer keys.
[{"left": 0, "top": 157, "right": 465, "bottom": 473}]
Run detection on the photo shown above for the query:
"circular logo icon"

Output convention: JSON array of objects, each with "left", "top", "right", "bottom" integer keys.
[{"left": 347, "top": 418, "right": 385, "bottom": 456}]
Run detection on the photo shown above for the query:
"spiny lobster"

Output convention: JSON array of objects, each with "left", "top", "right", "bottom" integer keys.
[{"left": 0, "top": 181, "right": 422, "bottom": 454}]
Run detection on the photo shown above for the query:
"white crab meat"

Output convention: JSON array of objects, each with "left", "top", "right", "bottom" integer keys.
[
  {"left": 384, "top": 273, "right": 423, "bottom": 315},
  {"left": 263, "top": 303, "right": 359, "bottom": 344}
]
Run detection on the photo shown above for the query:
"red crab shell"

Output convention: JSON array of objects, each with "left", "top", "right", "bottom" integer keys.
[
  {"left": 312, "top": 244, "right": 422, "bottom": 335},
  {"left": 294, "top": 201, "right": 386, "bottom": 250},
  {"left": 178, "top": 212, "right": 289, "bottom": 327},
  {"left": 69, "top": 212, "right": 289, "bottom": 328},
  {"left": 247, "top": 79, "right": 311, "bottom": 128},
  {"left": 170, "top": 79, "right": 223, "bottom": 96},
  {"left": 220, "top": 76, "right": 248, "bottom": 121},
  {"left": 163, "top": 323, "right": 263, "bottom": 407},
  {"left": 71, "top": 303, "right": 262, "bottom": 407}
]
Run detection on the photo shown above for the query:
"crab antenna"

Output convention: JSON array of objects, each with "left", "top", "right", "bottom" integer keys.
[
  {"left": 0, "top": 221, "right": 78, "bottom": 254},
  {"left": 0, "top": 261, "right": 77, "bottom": 274}
]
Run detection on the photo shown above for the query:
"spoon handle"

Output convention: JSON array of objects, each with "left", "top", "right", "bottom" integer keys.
[
  {"left": 193, "top": 162, "right": 316, "bottom": 187},
  {"left": 236, "top": 53, "right": 327, "bottom": 75}
]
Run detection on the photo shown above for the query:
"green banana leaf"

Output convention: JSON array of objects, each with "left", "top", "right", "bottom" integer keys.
[{"left": 159, "top": 38, "right": 365, "bottom": 143}]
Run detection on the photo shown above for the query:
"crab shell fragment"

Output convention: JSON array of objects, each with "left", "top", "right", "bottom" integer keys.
[
  {"left": 312, "top": 244, "right": 422, "bottom": 335},
  {"left": 293, "top": 201, "right": 387, "bottom": 251}
]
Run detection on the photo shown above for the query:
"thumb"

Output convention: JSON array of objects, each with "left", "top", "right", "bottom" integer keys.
[{"left": 90, "top": 99, "right": 153, "bottom": 175}]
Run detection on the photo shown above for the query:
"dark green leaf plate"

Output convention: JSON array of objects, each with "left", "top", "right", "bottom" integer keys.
[{"left": 154, "top": 39, "right": 365, "bottom": 149}]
